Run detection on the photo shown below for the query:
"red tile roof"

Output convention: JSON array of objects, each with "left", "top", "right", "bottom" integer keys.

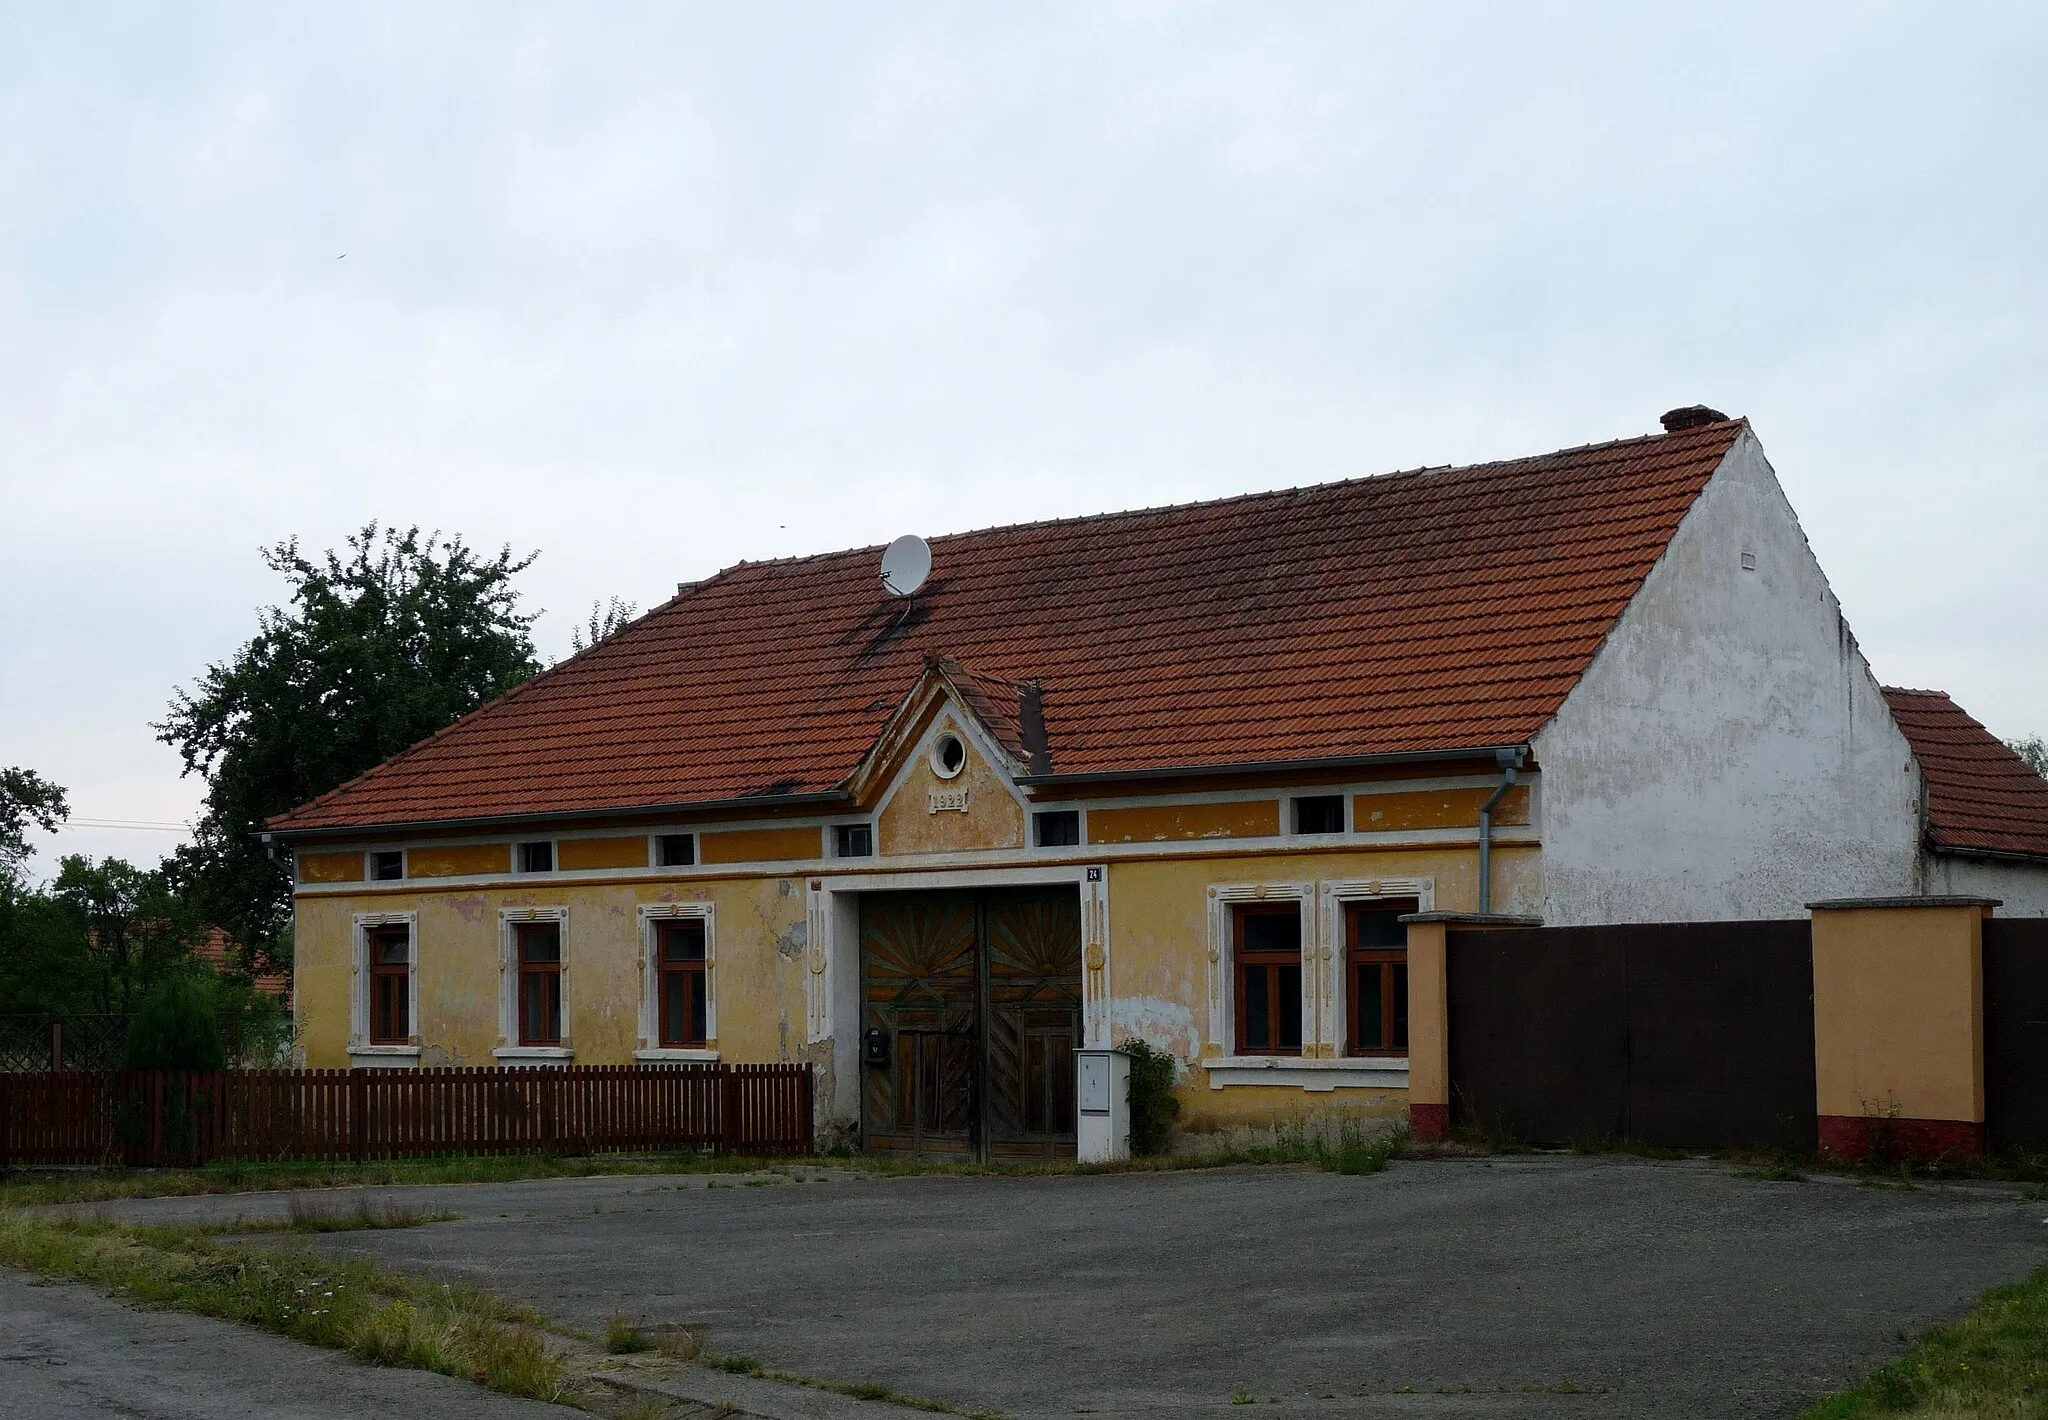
[
  {"left": 1884, "top": 688, "right": 2048, "bottom": 862},
  {"left": 270, "top": 418, "right": 1750, "bottom": 834}
]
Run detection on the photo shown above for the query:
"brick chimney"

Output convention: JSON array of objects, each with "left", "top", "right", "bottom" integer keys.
[{"left": 1660, "top": 405, "right": 1729, "bottom": 432}]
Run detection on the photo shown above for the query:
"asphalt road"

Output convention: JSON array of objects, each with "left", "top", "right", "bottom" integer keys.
[
  {"left": 71, "top": 1157, "right": 2048, "bottom": 1418},
  {"left": 0, "top": 1266, "right": 581, "bottom": 1420}
]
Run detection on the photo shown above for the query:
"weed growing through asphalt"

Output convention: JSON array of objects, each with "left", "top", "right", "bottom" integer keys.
[
  {"left": 284, "top": 1193, "right": 455, "bottom": 1232},
  {"left": 1805, "top": 1267, "right": 2048, "bottom": 1418},
  {"left": 605, "top": 1316, "right": 654, "bottom": 1354}
]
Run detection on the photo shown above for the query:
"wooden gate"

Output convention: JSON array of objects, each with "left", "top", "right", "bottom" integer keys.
[
  {"left": 1985, "top": 919, "right": 2048, "bottom": 1155},
  {"left": 1448, "top": 920, "right": 1816, "bottom": 1150},
  {"left": 860, "top": 887, "right": 1082, "bottom": 1160}
]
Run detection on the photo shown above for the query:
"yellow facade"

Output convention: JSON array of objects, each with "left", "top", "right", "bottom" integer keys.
[
  {"left": 1811, "top": 902, "right": 1988, "bottom": 1124},
  {"left": 288, "top": 688, "right": 1545, "bottom": 1148}
]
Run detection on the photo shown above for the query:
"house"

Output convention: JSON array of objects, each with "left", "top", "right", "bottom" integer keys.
[
  {"left": 1881, "top": 688, "right": 2048, "bottom": 907},
  {"left": 266, "top": 407, "right": 2048, "bottom": 1155}
]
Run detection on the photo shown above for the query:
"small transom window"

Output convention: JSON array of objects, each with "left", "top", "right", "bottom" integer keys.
[
  {"left": 516, "top": 841, "right": 554, "bottom": 874},
  {"left": 1293, "top": 796, "right": 1345, "bottom": 835},
  {"left": 656, "top": 834, "right": 695, "bottom": 868},
  {"left": 1033, "top": 810, "right": 1081, "bottom": 848},
  {"left": 835, "top": 823, "right": 874, "bottom": 858},
  {"left": 370, "top": 850, "right": 404, "bottom": 881}
]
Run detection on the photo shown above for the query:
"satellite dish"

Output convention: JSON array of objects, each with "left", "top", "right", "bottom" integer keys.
[{"left": 880, "top": 534, "right": 932, "bottom": 597}]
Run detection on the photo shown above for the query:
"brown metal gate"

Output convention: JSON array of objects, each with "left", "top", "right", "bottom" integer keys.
[
  {"left": 859, "top": 886, "right": 1082, "bottom": 1160},
  {"left": 1448, "top": 920, "right": 1816, "bottom": 1150},
  {"left": 1985, "top": 919, "right": 2048, "bottom": 1155}
]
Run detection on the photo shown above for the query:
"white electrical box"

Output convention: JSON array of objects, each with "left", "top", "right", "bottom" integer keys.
[{"left": 1073, "top": 1048, "right": 1130, "bottom": 1162}]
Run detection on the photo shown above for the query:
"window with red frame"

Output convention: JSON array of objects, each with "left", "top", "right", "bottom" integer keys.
[
  {"left": 1233, "top": 903, "right": 1302, "bottom": 1055},
  {"left": 1346, "top": 898, "right": 1417, "bottom": 1055},
  {"left": 368, "top": 926, "right": 410, "bottom": 1044},
  {"left": 657, "top": 919, "right": 708, "bottom": 1047},
  {"left": 516, "top": 922, "right": 563, "bottom": 1046}
]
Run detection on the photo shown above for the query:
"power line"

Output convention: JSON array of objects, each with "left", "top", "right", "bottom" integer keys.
[{"left": 55, "top": 818, "right": 193, "bottom": 833}]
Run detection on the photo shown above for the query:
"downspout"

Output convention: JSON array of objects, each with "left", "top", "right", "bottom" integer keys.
[{"left": 1477, "top": 748, "right": 1527, "bottom": 916}]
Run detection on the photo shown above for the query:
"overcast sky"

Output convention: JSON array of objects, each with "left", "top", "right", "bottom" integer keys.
[{"left": 4, "top": 3, "right": 2045, "bottom": 880}]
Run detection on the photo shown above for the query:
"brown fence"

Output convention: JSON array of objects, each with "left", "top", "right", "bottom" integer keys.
[
  {"left": 1985, "top": 919, "right": 2048, "bottom": 1156},
  {"left": 1448, "top": 920, "right": 1816, "bottom": 1151},
  {"left": 0, "top": 1063, "right": 812, "bottom": 1168}
]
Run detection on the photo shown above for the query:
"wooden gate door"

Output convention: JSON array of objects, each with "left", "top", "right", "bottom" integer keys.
[
  {"left": 860, "top": 886, "right": 1083, "bottom": 1160},
  {"left": 861, "top": 892, "right": 979, "bottom": 1158},
  {"left": 981, "top": 886, "right": 1083, "bottom": 1160}
]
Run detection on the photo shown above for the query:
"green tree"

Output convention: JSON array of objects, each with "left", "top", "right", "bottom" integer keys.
[
  {"left": 2010, "top": 735, "right": 2048, "bottom": 779},
  {"left": 570, "top": 596, "right": 639, "bottom": 654},
  {"left": 123, "top": 973, "right": 226, "bottom": 1072},
  {"left": 49, "top": 855, "right": 204, "bottom": 1016},
  {"left": 0, "top": 766, "right": 69, "bottom": 887},
  {"left": 156, "top": 525, "right": 541, "bottom": 975}
]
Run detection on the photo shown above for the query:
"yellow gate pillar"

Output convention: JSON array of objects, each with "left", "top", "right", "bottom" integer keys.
[
  {"left": 1808, "top": 896, "right": 1999, "bottom": 1161},
  {"left": 1401, "top": 912, "right": 1542, "bottom": 1143}
]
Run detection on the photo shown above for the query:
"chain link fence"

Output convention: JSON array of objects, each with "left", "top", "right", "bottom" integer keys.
[{"left": 0, "top": 1013, "right": 293, "bottom": 1072}]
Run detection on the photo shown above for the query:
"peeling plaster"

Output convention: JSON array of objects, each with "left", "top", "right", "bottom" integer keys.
[{"left": 1533, "top": 431, "right": 1922, "bottom": 923}]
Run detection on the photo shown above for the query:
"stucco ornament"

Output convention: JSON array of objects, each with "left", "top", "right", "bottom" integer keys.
[{"left": 1085, "top": 944, "right": 1106, "bottom": 972}]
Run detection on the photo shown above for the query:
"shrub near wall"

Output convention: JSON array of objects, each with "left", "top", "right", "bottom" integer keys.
[{"left": 1117, "top": 1039, "right": 1182, "bottom": 1155}]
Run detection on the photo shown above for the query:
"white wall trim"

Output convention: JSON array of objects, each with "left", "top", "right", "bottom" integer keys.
[
  {"left": 1204, "top": 881, "right": 1317, "bottom": 1057},
  {"left": 348, "top": 910, "right": 418, "bottom": 1058},
  {"left": 636, "top": 901, "right": 717, "bottom": 1049},
  {"left": 290, "top": 819, "right": 1539, "bottom": 896},
  {"left": 1200, "top": 1057, "right": 1409, "bottom": 1091},
  {"left": 634, "top": 1048, "right": 722, "bottom": 1063},
  {"left": 498, "top": 906, "right": 570, "bottom": 1052},
  {"left": 1319, "top": 877, "right": 1434, "bottom": 1057}
]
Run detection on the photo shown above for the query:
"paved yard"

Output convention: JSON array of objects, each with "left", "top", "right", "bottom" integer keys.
[
  {"left": 81, "top": 1157, "right": 2048, "bottom": 1418},
  {"left": 0, "top": 1266, "right": 581, "bottom": 1420}
]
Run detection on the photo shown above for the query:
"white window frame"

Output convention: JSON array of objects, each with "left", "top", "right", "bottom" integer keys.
[
  {"left": 1286, "top": 793, "right": 1349, "bottom": 838},
  {"left": 496, "top": 906, "right": 572, "bottom": 1063},
  {"left": 651, "top": 831, "right": 697, "bottom": 869},
  {"left": 1203, "top": 881, "right": 1317, "bottom": 1063},
  {"left": 1321, "top": 876, "right": 1434, "bottom": 1062},
  {"left": 367, "top": 848, "right": 407, "bottom": 882},
  {"left": 1031, "top": 807, "right": 1086, "bottom": 853},
  {"left": 513, "top": 839, "right": 558, "bottom": 874},
  {"left": 635, "top": 902, "right": 719, "bottom": 1062},
  {"left": 830, "top": 820, "right": 877, "bottom": 859},
  {"left": 349, "top": 910, "right": 419, "bottom": 1065}
]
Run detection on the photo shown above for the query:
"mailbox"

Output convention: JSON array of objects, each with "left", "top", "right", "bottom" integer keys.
[
  {"left": 863, "top": 1026, "right": 891, "bottom": 1069},
  {"left": 1073, "top": 1048, "right": 1130, "bottom": 1163}
]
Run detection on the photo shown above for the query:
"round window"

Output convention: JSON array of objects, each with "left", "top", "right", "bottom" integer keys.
[{"left": 931, "top": 732, "right": 967, "bottom": 780}]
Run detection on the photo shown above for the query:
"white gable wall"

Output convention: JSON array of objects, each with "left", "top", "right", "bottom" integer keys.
[
  {"left": 1531, "top": 429, "right": 1922, "bottom": 924},
  {"left": 1923, "top": 854, "right": 2048, "bottom": 917}
]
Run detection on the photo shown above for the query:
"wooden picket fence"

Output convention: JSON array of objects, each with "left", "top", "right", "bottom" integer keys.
[{"left": 0, "top": 1063, "right": 812, "bottom": 1168}]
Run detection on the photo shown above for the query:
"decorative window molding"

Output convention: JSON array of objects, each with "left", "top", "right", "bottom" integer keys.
[
  {"left": 1319, "top": 877, "right": 1433, "bottom": 1061},
  {"left": 349, "top": 911, "right": 419, "bottom": 1063},
  {"left": 1082, "top": 865, "right": 1111, "bottom": 1049},
  {"left": 1204, "top": 881, "right": 1315, "bottom": 1060},
  {"left": 1199, "top": 1056, "right": 1410, "bottom": 1091},
  {"left": 497, "top": 906, "right": 570, "bottom": 1062},
  {"left": 804, "top": 881, "right": 830, "bottom": 1043},
  {"left": 636, "top": 902, "right": 716, "bottom": 1054}
]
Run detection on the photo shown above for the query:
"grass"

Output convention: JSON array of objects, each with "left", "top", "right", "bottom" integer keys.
[
  {"left": 0, "top": 1150, "right": 768, "bottom": 1209},
  {"left": 1804, "top": 1268, "right": 2048, "bottom": 1418},
  {"left": 0, "top": 1211, "right": 566, "bottom": 1402},
  {"left": 283, "top": 1193, "right": 457, "bottom": 1232},
  {"left": 0, "top": 1124, "right": 1422, "bottom": 1210},
  {"left": 605, "top": 1315, "right": 654, "bottom": 1355}
]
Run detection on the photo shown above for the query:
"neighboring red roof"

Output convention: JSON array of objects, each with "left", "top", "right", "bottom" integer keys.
[
  {"left": 1884, "top": 688, "right": 2048, "bottom": 862},
  {"left": 193, "top": 928, "right": 292, "bottom": 1002},
  {"left": 270, "top": 418, "right": 1749, "bottom": 834}
]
